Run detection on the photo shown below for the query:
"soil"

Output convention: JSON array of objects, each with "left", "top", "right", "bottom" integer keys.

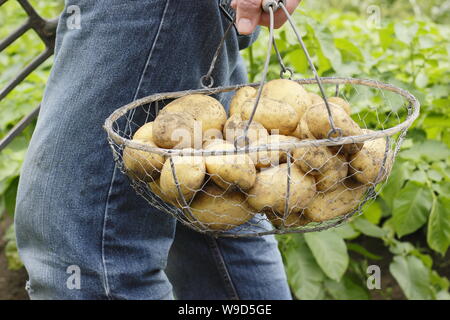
[
  {"left": 353, "top": 231, "right": 450, "bottom": 300},
  {"left": 353, "top": 235, "right": 406, "bottom": 300},
  {"left": 0, "top": 215, "right": 28, "bottom": 300}
]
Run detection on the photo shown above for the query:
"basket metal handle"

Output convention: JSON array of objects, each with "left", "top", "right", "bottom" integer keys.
[{"left": 200, "top": 0, "right": 344, "bottom": 148}]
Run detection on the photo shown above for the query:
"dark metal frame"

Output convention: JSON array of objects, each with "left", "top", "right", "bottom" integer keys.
[{"left": 0, "top": 0, "right": 58, "bottom": 151}]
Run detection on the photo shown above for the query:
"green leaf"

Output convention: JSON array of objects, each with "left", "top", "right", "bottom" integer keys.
[
  {"left": 427, "top": 196, "right": 450, "bottom": 255},
  {"left": 392, "top": 181, "right": 433, "bottom": 237},
  {"left": 285, "top": 49, "right": 309, "bottom": 74},
  {"left": 436, "top": 291, "right": 450, "bottom": 300},
  {"left": 305, "top": 230, "right": 349, "bottom": 281},
  {"left": 352, "top": 218, "right": 387, "bottom": 238},
  {"left": 388, "top": 239, "right": 415, "bottom": 256},
  {"left": 390, "top": 255, "right": 434, "bottom": 300},
  {"left": 3, "top": 225, "right": 24, "bottom": 270},
  {"left": 432, "top": 181, "right": 450, "bottom": 197},
  {"left": 283, "top": 235, "right": 326, "bottom": 300},
  {"left": 305, "top": 18, "right": 342, "bottom": 74},
  {"left": 394, "top": 22, "right": 418, "bottom": 45},
  {"left": 381, "top": 161, "right": 410, "bottom": 209},
  {"left": 325, "top": 276, "right": 370, "bottom": 300},
  {"left": 4, "top": 176, "right": 19, "bottom": 216},
  {"left": 409, "top": 170, "right": 428, "bottom": 184},
  {"left": 427, "top": 169, "right": 443, "bottom": 182},
  {"left": 363, "top": 200, "right": 382, "bottom": 224},
  {"left": 334, "top": 38, "right": 364, "bottom": 61},
  {"left": 334, "top": 223, "right": 360, "bottom": 240},
  {"left": 347, "top": 243, "right": 382, "bottom": 260},
  {"left": 400, "top": 141, "right": 450, "bottom": 163}
]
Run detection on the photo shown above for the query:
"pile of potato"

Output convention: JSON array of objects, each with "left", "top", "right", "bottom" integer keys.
[{"left": 123, "top": 79, "right": 392, "bottom": 232}]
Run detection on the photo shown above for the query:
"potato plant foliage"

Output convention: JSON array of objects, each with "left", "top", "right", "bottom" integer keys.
[
  {"left": 0, "top": 0, "right": 449, "bottom": 299},
  {"left": 242, "top": 1, "right": 449, "bottom": 299}
]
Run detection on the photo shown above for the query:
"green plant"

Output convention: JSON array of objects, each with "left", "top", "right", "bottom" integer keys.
[
  {"left": 0, "top": 0, "right": 449, "bottom": 299},
  {"left": 0, "top": 0, "right": 64, "bottom": 270},
  {"left": 242, "top": 3, "right": 449, "bottom": 300}
]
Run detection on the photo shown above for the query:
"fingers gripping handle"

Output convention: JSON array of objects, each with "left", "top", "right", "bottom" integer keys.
[{"left": 262, "top": 0, "right": 285, "bottom": 12}]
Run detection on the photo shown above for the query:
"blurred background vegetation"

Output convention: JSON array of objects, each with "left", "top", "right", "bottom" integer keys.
[{"left": 0, "top": 0, "right": 449, "bottom": 300}]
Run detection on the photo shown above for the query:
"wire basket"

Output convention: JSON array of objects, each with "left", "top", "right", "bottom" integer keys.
[{"left": 103, "top": 1, "right": 419, "bottom": 238}]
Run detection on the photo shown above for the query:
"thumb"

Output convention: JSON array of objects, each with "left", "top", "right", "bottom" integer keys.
[{"left": 235, "top": 0, "right": 262, "bottom": 35}]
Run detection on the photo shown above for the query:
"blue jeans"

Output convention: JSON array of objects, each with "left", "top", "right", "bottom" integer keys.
[{"left": 15, "top": 0, "right": 291, "bottom": 300}]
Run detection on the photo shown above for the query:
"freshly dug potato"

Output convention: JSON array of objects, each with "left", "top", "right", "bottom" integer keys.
[
  {"left": 133, "top": 121, "right": 154, "bottom": 141},
  {"left": 202, "top": 137, "right": 223, "bottom": 149},
  {"left": 328, "top": 97, "right": 351, "bottom": 115},
  {"left": 250, "top": 135, "right": 299, "bottom": 169},
  {"left": 248, "top": 164, "right": 316, "bottom": 214},
  {"left": 241, "top": 97, "right": 300, "bottom": 135},
  {"left": 309, "top": 92, "right": 324, "bottom": 106},
  {"left": 266, "top": 211, "right": 311, "bottom": 229},
  {"left": 314, "top": 153, "right": 348, "bottom": 192},
  {"left": 148, "top": 179, "right": 180, "bottom": 207},
  {"left": 293, "top": 144, "right": 336, "bottom": 175},
  {"left": 261, "top": 79, "right": 312, "bottom": 119},
  {"left": 292, "top": 115, "right": 314, "bottom": 140},
  {"left": 159, "top": 151, "right": 206, "bottom": 203},
  {"left": 204, "top": 141, "right": 256, "bottom": 191},
  {"left": 305, "top": 179, "right": 368, "bottom": 222},
  {"left": 349, "top": 130, "right": 392, "bottom": 184},
  {"left": 153, "top": 111, "right": 196, "bottom": 149},
  {"left": 123, "top": 139, "right": 164, "bottom": 182},
  {"left": 189, "top": 183, "right": 255, "bottom": 231},
  {"left": 161, "top": 94, "right": 227, "bottom": 139},
  {"left": 305, "top": 102, "right": 364, "bottom": 154},
  {"left": 229, "top": 86, "right": 256, "bottom": 116},
  {"left": 223, "top": 113, "right": 269, "bottom": 147}
]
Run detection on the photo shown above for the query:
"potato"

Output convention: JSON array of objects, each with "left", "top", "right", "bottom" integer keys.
[
  {"left": 293, "top": 144, "right": 335, "bottom": 175},
  {"left": 202, "top": 138, "right": 223, "bottom": 149},
  {"left": 123, "top": 139, "right": 164, "bottom": 182},
  {"left": 229, "top": 86, "right": 256, "bottom": 116},
  {"left": 266, "top": 211, "right": 311, "bottom": 229},
  {"left": 305, "top": 102, "right": 364, "bottom": 154},
  {"left": 189, "top": 183, "right": 255, "bottom": 231},
  {"left": 293, "top": 145, "right": 348, "bottom": 191},
  {"left": 305, "top": 179, "right": 368, "bottom": 222},
  {"left": 314, "top": 153, "right": 348, "bottom": 192},
  {"left": 291, "top": 115, "right": 314, "bottom": 140},
  {"left": 309, "top": 92, "right": 324, "bottom": 106},
  {"left": 241, "top": 97, "right": 300, "bottom": 135},
  {"left": 349, "top": 130, "right": 392, "bottom": 184},
  {"left": 133, "top": 121, "right": 154, "bottom": 141},
  {"left": 148, "top": 179, "right": 180, "bottom": 207},
  {"left": 153, "top": 111, "right": 196, "bottom": 149},
  {"left": 223, "top": 113, "right": 268, "bottom": 147},
  {"left": 159, "top": 151, "right": 206, "bottom": 203},
  {"left": 328, "top": 97, "right": 351, "bottom": 115},
  {"left": 161, "top": 94, "right": 227, "bottom": 139},
  {"left": 250, "top": 135, "right": 299, "bottom": 169},
  {"left": 261, "top": 79, "right": 312, "bottom": 119},
  {"left": 204, "top": 141, "right": 256, "bottom": 191},
  {"left": 248, "top": 164, "right": 316, "bottom": 214}
]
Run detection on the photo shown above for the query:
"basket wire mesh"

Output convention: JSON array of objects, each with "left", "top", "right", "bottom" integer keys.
[{"left": 103, "top": 1, "right": 419, "bottom": 238}]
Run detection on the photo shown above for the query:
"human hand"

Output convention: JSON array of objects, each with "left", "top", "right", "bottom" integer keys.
[{"left": 230, "top": 0, "right": 302, "bottom": 35}]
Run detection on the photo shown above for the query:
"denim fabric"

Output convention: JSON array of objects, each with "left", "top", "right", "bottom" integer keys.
[{"left": 15, "top": 0, "right": 291, "bottom": 300}]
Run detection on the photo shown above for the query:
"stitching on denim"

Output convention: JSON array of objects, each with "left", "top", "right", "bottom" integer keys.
[
  {"left": 205, "top": 235, "right": 240, "bottom": 300},
  {"left": 100, "top": 166, "right": 116, "bottom": 299},
  {"left": 100, "top": 0, "right": 171, "bottom": 300},
  {"left": 132, "top": 0, "right": 171, "bottom": 100}
]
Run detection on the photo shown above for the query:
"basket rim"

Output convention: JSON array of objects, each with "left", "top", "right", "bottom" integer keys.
[{"left": 103, "top": 77, "right": 420, "bottom": 156}]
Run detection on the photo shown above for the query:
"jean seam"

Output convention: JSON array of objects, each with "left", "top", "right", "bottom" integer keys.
[
  {"left": 205, "top": 235, "right": 240, "bottom": 300},
  {"left": 100, "top": 0, "right": 171, "bottom": 300},
  {"left": 132, "top": 0, "right": 171, "bottom": 100}
]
